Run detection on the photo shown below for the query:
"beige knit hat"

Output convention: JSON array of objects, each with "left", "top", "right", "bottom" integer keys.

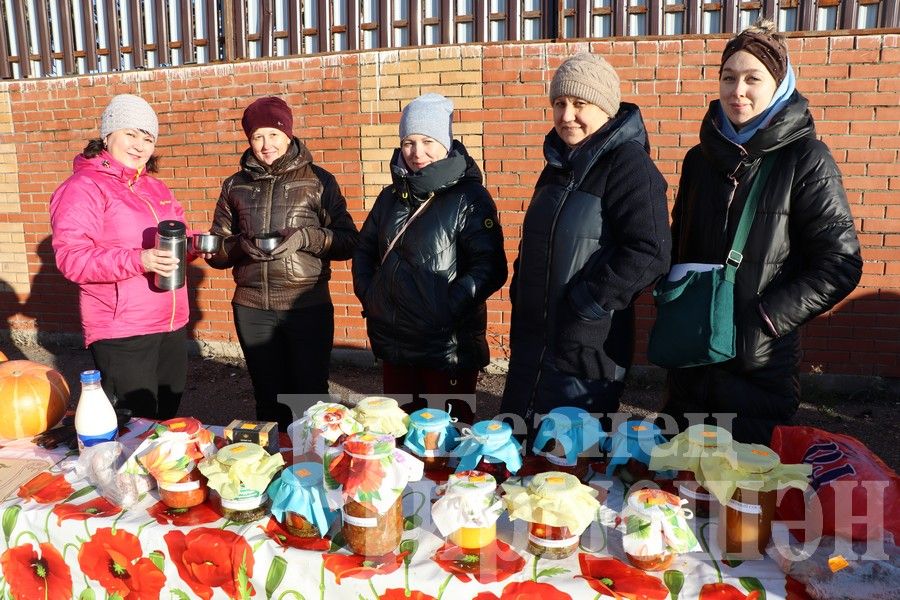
[{"left": 549, "top": 52, "right": 621, "bottom": 118}]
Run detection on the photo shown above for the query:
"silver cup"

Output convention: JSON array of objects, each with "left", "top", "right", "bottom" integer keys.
[
  {"left": 192, "top": 233, "right": 222, "bottom": 254},
  {"left": 255, "top": 233, "right": 283, "bottom": 253}
]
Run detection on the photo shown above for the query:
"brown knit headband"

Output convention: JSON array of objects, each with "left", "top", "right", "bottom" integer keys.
[{"left": 720, "top": 31, "right": 788, "bottom": 83}]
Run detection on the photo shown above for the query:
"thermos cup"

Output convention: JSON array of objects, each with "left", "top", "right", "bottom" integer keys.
[{"left": 155, "top": 220, "right": 186, "bottom": 290}]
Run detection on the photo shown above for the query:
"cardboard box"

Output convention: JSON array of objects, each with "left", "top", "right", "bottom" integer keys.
[{"left": 224, "top": 420, "right": 279, "bottom": 454}]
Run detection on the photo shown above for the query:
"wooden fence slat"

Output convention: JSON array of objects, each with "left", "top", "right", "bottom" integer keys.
[
  {"left": 179, "top": 0, "right": 194, "bottom": 63},
  {"left": 347, "top": 0, "right": 359, "bottom": 51},
  {"left": 59, "top": 0, "right": 76, "bottom": 74},
  {"left": 441, "top": 0, "right": 452, "bottom": 44},
  {"left": 0, "top": 4, "right": 10, "bottom": 79},
  {"left": 128, "top": 0, "right": 144, "bottom": 68},
  {"left": 154, "top": 0, "right": 169, "bottom": 65},
  {"left": 36, "top": 0, "right": 54, "bottom": 76},
  {"left": 288, "top": 0, "right": 300, "bottom": 54},
  {"left": 11, "top": 0, "right": 30, "bottom": 77},
  {"left": 408, "top": 0, "right": 420, "bottom": 46},
  {"left": 318, "top": 0, "right": 330, "bottom": 53},
  {"left": 261, "top": 0, "right": 273, "bottom": 57},
  {"left": 81, "top": 0, "right": 98, "bottom": 72}
]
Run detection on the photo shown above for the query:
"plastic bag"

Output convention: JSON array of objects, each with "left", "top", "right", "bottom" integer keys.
[
  {"left": 64, "top": 441, "right": 154, "bottom": 509},
  {"left": 771, "top": 426, "right": 900, "bottom": 542}
]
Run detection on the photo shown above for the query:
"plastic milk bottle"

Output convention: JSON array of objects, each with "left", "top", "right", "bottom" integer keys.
[{"left": 74, "top": 370, "right": 118, "bottom": 451}]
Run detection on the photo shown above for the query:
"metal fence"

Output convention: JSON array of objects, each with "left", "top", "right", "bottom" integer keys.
[{"left": 1, "top": 0, "right": 897, "bottom": 79}]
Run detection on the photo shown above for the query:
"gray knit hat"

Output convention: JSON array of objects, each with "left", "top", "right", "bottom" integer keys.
[
  {"left": 399, "top": 93, "right": 453, "bottom": 152},
  {"left": 100, "top": 94, "right": 159, "bottom": 141},
  {"left": 549, "top": 52, "right": 621, "bottom": 118}
]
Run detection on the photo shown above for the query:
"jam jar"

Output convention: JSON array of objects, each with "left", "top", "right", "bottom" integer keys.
[
  {"left": 722, "top": 444, "right": 780, "bottom": 556},
  {"left": 353, "top": 396, "right": 409, "bottom": 438},
  {"left": 456, "top": 420, "right": 522, "bottom": 485},
  {"left": 157, "top": 469, "right": 208, "bottom": 509},
  {"left": 433, "top": 470, "right": 502, "bottom": 552},
  {"left": 403, "top": 408, "right": 458, "bottom": 473},
  {"left": 606, "top": 421, "right": 667, "bottom": 482},
  {"left": 289, "top": 402, "right": 362, "bottom": 460},
  {"left": 200, "top": 442, "right": 283, "bottom": 523},
  {"left": 532, "top": 407, "right": 602, "bottom": 480},
  {"left": 677, "top": 425, "right": 732, "bottom": 518},
  {"left": 268, "top": 462, "right": 336, "bottom": 539},
  {"left": 619, "top": 488, "right": 697, "bottom": 571}
]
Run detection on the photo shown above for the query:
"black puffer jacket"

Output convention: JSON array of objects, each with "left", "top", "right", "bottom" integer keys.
[
  {"left": 671, "top": 92, "right": 862, "bottom": 372},
  {"left": 209, "top": 139, "right": 358, "bottom": 310},
  {"left": 501, "top": 104, "right": 671, "bottom": 413},
  {"left": 352, "top": 141, "right": 507, "bottom": 370}
]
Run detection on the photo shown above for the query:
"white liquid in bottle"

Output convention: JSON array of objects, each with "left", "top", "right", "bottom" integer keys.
[{"left": 74, "top": 370, "right": 118, "bottom": 451}]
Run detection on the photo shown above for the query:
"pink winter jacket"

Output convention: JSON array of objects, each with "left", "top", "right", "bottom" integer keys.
[{"left": 50, "top": 152, "right": 191, "bottom": 347}]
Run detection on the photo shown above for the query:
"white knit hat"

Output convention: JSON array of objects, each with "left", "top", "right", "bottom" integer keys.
[
  {"left": 399, "top": 93, "right": 454, "bottom": 152},
  {"left": 100, "top": 94, "right": 159, "bottom": 141}
]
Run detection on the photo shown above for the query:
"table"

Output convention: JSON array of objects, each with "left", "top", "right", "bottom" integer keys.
[{"left": 0, "top": 419, "right": 801, "bottom": 600}]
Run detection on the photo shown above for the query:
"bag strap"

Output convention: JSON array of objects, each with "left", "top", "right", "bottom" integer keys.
[
  {"left": 381, "top": 191, "right": 435, "bottom": 265},
  {"left": 725, "top": 153, "right": 777, "bottom": 281}
]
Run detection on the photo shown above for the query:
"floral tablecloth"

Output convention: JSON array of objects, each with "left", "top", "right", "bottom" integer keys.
[{"left": 0, "top": 419, "right": 801, "bottom": 600}]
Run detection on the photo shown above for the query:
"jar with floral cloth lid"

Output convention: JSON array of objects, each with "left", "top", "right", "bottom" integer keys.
[
  {"left": 700, "top": 442, "right": 811, "bottom": 556},
  {"left": 352, "top": 396, "right": 410, "bottom": 438},
  {"left": 323, "top": 432, "right": 423, "bottom": 556},
  {"left": 198, "top": 442, "right": 285, "bottom": 523},
  {"left": 287, "top": 401, "right": 363, "bottom": 460},
  {"left": 404, "top": 408, "right": 459, "bottom": 474},
  {"left": 455, "top": 420, "right": 522, "bottom": 484},
  {"left": 617, "top": 487, "right": 698, "bottom": 571},
  {"left": 606, "top": 420, "right": 674, "bottom": 483},
  {"left": 432, "top": 470, "right": 504, "bottom": 552},
  {"left": 127, "top": 417, "right": 216, "bottom": 509},
  {"left": 649, "top": 424, "right": 733, "bottom": 517},
  {"left": 502, "top": 472, "right": 601, "bottom": 560},
  {"left": 532, "top": 406, "right": 604, "bottom": 480},
  {"left": 267, "top": 461, "right": 337, "bottom": 539}
]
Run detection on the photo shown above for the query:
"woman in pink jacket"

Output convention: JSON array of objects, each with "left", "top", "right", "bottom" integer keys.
[{"left": 50, "top": 94, "right": 195, "bottom": 419}]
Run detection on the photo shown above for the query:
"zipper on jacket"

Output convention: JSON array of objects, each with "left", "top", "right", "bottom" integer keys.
[
  {"left": 262, "top": 178, "right": 275, "bottom": 311},
  {"left": 130, "top": 180, "right": 178, "bottom": 331}
]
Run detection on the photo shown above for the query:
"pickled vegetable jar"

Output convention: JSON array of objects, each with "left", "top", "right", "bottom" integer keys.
[
  {"left": 199, "top": 442, "right": 285, "bottom": 523},
  {"left": 403, "top": 408, "right": 458, "bottom": 472},
  {"left": 532, "top": 406, "right": 603, "bottom": 480},
  {"left": 267, "top": 462, "right": 337, "bottom": 539}
]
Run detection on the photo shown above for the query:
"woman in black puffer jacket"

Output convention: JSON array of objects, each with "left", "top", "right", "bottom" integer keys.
[
  {"left": 661, "top": 21, "right": 862, "bottom": 444},
  {"left": 353, "top": 93, "right": 507, "bottom": 424}
]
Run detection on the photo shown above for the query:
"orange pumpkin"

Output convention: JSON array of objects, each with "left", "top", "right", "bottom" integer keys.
[
  {"left": 0, "top": 350, "right": 7, "bottom": 362},
  {"left": 0, "top": 360, "right": 69, "bottom": 439}
]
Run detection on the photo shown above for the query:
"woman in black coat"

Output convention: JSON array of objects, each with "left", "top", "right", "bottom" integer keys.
[
  {"left": 353, "top": 93, "right": 507, "bottom": 424},
  {"left": 661, "top": 20, "right": 862, "bottom": 444},
  {"left": 500, "top": 53, "right": 671, "bottom": 427}
]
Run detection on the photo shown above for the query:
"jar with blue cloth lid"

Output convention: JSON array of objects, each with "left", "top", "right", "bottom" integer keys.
[
  {"left": 403, "top": 408, "right": 459, "bottom": 473},
  {"left": 455, "top": 420, "right": 522, "bottom": 484},
  {"left": 267, "top": 462, "right": 337, "bottom": 539},
  {"left": 605, "top": 420, "right": 673, "bottom": 482},
  {"left": 532, "top": 406, "right": 604, "bottom": 480}
]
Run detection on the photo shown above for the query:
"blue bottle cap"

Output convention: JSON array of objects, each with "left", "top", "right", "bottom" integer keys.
[{"left": 80, "top": 370, "right": 102, "bottom": 384}]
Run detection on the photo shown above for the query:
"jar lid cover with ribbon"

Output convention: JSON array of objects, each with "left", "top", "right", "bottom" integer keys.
[
  {"left": 288, "top": 401, "right": 363, "bottom": 458},
  {"left": 649, "top": 424, "right": 733, "bottom": 474},
  {"left": 126, "top": 417, "right": 216, "bottom": 484},
  {"left": 404, "top": 408, "right": 458, "bottom": 457},
  {"left": 699, "top": 441, "right": 811, "bottom": 504},
  {"left": 532, "top": 406, "right": 604, "bottom": 467},
  {"left": 606, "top": 420, "right": 670, "bottom": 478},
  {"left": 198, "top": 442, "right": 285, "bottom": 500},
  {"left": 501, "top": 472, "right": 600, "bottom": 535},
  {"left": 432, "top": 470, "right": 503, "bottom": 536},
  {"left": 323, "top": 432, "right": 424, "bottom": 515},
  {"left": 352, "top": 396, "right": 410, "bottom": 438},
  {"left": 455, "top": 420, "right": 522, "bottom": 474},
  {"left": 619, "top": 488, "right": 698, "bottom": 556},
  {"left": 267, "top": 461, "right": 337, "bottom": 534}
]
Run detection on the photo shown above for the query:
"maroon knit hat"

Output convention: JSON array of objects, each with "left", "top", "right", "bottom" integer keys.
[{"left": 241, "top": 96, "right": 293, "bottom": 140}]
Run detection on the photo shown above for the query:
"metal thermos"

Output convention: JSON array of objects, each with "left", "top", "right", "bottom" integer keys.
[{"left": 154, "top": 220, "right": 186, "bottom": 290}]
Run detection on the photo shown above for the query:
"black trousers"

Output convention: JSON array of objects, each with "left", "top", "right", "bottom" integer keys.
[
  {"left": 89, "top": 327, "right": 187, "bottom": 420},
  {"left": 233, "top": 302, "right": 334, "bottom": 430}
]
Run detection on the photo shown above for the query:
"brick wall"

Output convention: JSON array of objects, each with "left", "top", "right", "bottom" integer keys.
[{"left": 0, "top": 32, "right": 897, "bottom": 377}]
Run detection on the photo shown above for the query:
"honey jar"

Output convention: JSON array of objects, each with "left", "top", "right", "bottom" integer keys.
[{"left": 432, "top": 470, "right": 503, "bottom": 552}]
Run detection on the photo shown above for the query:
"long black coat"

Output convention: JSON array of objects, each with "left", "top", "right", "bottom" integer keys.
[
  {"left": 501, "top": 104, "right": 671, "bottom": 418},
  {"left": 352, "top": 141, "right": 507, "bottom": 370},
  {"left": 665, "top": 91, "right": 862, "bottom": 443}
]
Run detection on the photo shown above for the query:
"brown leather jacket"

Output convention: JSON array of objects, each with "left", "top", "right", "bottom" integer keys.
[{"left": 208, "top": 139, "right": 358, "bottom": 310}]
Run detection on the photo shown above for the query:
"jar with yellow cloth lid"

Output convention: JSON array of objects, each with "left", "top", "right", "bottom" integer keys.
[
  {"left": 432, "top": 470, "right": 503, "bottom": 552},
  {"left": 502, "top": 472, "right": 600, "bottom": 559},
  {"left": 352, "top": 396, "right": 410, "bottom": 438},
  {"left": 198, "top": 442, "right": 285, "bottom": 523}
]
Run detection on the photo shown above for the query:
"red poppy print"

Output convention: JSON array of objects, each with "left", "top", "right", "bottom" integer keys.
[
  {"left": 322, "top": 551, "right": 407, "bottom": 584},
  {"left": 260, "top": 517, "right": 330, "bottom": 551},
  {"left": 380, "top": 590, "right": 438, "bottom": 600},
  {"left": 326, "top": 451, "right": 386, "bottom": 498},
  {"left": 164, "top": 527, "right": 255, "bottom": 600},
  {"left": 473, "top": 581, "right": 573, "bottom": 600},
  {"left": 78, "top": 527, "right": 165, "bottom": 599},
  {"left": 17, "top": 471, "right": 74, "bottom": 504},
  {"left": 698, "top": 582, "right": 761, "bottom": 599},
  {"left": 0, "top": 542, "right": 72, "bottom": 600},
  {"left": 578, "top": 554, "right": 669, "bottom": 600},
  {"left": 431, "top": 539, "right": 526, "bottom": 584},
  {"left": 52, "top": 496, "right": 122, "bottom": 525},
  {"left": 146, "top": 500, "right": 220, "bottom": 526}
]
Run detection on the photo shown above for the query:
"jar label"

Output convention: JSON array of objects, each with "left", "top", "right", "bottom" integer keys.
[
  {"left": 159, "top": 478, "right": 202, "bottom": 492},
  {"left": 726, "top": 499, "right": 763, "bottom": 514},
  {"left": 528, "top": 533, "right": 579, "bottom": 548},
  {"left": 221, "top": 492, "right": 266, "bottom": 511},
  {"left": 342, "top": 510, "right": 378, "bottom": 528},
  {"left": 678, "top": 485, "right": 714, "bottom": 502},
  {"left": 77, "top": 428, "right": 118, "bottom": 449}
]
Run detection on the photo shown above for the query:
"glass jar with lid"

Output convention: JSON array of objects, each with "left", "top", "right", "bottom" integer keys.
[
  {"left": 606, "top": 421, "right": 671, "bottom": 483},
  {"left": 532, "top": 407, "right": 603, "bottom": 480},
  {"left": 287, "top": 401, "right": 363, "bottom": 460},
  {"left": 618, "top": 487, "right": 697, "bottom": 571},
  {"left": 323, "top": 432, "right": 424, "bottom": 556},
  {"left": 432, "top": 470, "right": 503, "bottom": 552},
  {"left": 198, "top": 442, "right": 285, "bottom": 523},
  {"left": 502, "top": 472, "right": 600, "bottom": 560},
  {"left": 268, "top": 462, "right": 337, "bottom": 539},
  {"left": 403, "top": 408, "right": 458, "bottom": 473},
  {"left": 455, "top": 420, "right": 522, "bottom": 485},
  {"left": 352, "top": 396, "right": 410, "bottom": 438}
]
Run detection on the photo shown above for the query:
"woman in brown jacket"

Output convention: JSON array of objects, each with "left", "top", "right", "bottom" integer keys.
[{"left": 207, "top": 97, "right": 358, "bottom": 429}]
